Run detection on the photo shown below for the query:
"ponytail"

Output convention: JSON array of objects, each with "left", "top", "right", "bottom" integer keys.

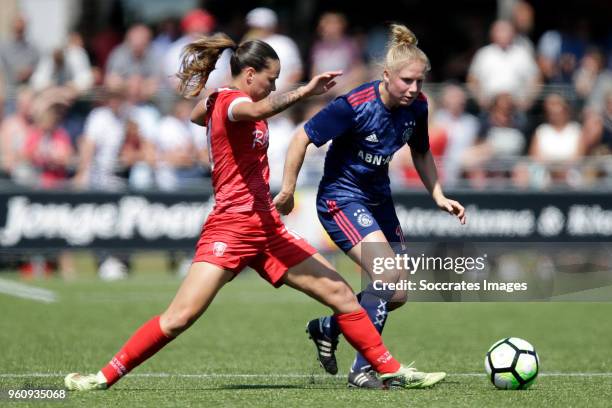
[
  {"left": 176, "top": 33, "right": 237, "bottom": 98},
  {"left": 389, "top": 24, "right": 418, "bottom": 47}
]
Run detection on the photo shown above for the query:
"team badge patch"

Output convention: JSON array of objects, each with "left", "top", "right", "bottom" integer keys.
[
  {"left": 354, "top": 208, "right": 374, "bottom": 227},
  {"left": 213, "top": 241, "right": 227, "bottom": 257},
  {"left": 402, "top": 120, "right": 416, "bottom": 143},
  {"left": 402, "top": 127, "right": 413, "bottom": 143}
]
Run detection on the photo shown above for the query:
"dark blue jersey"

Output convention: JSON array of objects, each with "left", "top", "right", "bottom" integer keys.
[{"left": 305, "top": 80, "right": 430, "bottom": 205}]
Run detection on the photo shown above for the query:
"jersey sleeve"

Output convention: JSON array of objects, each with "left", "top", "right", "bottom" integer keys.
[
  {"left": 304, "top": 97, "right": 355, "bottom": 147},
  {"left": 211, "top": 90, "right": 253, "bottom": 123},
  {"left": 227, "top": 95, "right": 253, "bottom": 122},
  {"left": 408, "top": 101, "right": 430, "bottom": 154}
]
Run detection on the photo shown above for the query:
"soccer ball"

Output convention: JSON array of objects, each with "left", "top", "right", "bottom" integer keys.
[{"left": 484, "top": 337, "right": 539, "bottom": 390}]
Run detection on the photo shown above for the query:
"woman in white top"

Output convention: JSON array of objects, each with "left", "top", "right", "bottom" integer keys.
[
  {"left": 530, "top": 93, "right": 582, "bottom": 162},
  {"left": 529, "top": 93, "right": 582, "bottom": 186}
]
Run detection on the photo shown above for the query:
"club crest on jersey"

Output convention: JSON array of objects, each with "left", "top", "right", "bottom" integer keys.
[
  {"left": 252, "top": 129, "right": 269, "bottom": 149},
  {"left": 354, "top": 208, "right": 374, "bottom": 227},
  {"left": 402, "top": 121, "right": 416, "bottom": 143},
  {"left": 212, "top": 241, "right": 227, "bottom": 257}
]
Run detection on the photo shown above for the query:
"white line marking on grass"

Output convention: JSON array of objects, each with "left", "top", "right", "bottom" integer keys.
[
  {"left": 0, "top": 278, "right": 57, "bottom": 303},
  {"left": 2, "top": 372, "right": 612, "bottom": 379},
  {"left": 453, "top": 373, "right": 612, "bottom": 377}
]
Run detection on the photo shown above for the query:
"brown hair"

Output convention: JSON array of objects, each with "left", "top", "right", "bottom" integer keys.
[{"left": 177, "top": 33, "right": 279, "bottom": 97}]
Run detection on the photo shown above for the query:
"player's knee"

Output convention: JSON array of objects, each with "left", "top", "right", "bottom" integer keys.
[
  {"left": 325, "top": 280, "right": 358, "bottom": 313},
  {"left": 388, "top": 299, "right": 407, "bottom": 311},
  {"left": 386, "top": 268, "right": 403, "bottom": 285},
  {"left": 160, "top": 308, "right": 199, "bottom": 337},
  {"left": 388, "top": 289, "right": 408, "bottom": 310}
]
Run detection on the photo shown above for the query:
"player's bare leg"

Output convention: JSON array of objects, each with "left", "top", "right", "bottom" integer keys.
[
  {"left": 65, "top": 262, "right": 233, "bottom": 391},
  {"left": 160, "top": 262, "right": 234, "bottom": 336},
  {"left": 346, "top": 230, "right": 408, "bottom": 309}
]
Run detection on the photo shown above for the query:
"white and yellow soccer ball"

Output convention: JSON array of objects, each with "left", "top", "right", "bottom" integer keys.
[{"left": 485, "top": 337, "right": 539, "bottom": 390}]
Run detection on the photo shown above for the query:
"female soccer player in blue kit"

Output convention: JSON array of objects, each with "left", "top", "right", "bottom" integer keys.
[{"left": 274, "top": 24, "right": 466, "bottom": 388}]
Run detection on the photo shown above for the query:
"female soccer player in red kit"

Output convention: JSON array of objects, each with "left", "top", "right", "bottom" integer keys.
[{"left": 65, "top": 33, "right": 445, "bottom": 391}]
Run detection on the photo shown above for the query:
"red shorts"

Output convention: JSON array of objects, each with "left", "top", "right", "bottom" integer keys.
[{"left": 193, "top": 209, "right": 317, "bottom": 287}]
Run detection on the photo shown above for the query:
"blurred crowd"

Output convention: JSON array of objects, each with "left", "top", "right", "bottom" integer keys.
[{"left": 1, "top": 2, "right": 612, "bottom": 193}]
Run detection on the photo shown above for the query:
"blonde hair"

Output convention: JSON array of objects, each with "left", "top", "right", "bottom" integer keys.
[
  {"left": 176, "top": 34, "right": 237, "bottom": 98},
  {"left": 384, "top": 24, "right": 430, "bottom": 72}
]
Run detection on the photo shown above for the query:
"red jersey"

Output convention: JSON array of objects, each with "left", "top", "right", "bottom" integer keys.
[{"left": 204, "top": 89, "right": 274, "bottom": 213}]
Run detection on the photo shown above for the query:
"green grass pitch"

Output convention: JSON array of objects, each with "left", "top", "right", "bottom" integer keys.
[{"left": 1, "top": 253, "right": 611, "bottom": 407}]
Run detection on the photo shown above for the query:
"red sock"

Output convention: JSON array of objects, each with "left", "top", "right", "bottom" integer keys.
[
  {"left": 335, "top": 308, "right": 401, "bottom": 374},
  {"left": 100, "top": 316, "right": 173, "bottom": 387}
]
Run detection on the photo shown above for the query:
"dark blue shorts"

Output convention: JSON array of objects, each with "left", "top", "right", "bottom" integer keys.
[{"left": 316, "top": 196, "right": 405, "bottom": 253}]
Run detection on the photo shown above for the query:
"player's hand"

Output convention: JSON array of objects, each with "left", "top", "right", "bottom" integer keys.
[
  {"left": 435, "top": 196, "right": 466, "bottom": 225},
  {"left": 273, "top": 191, "right": 295, "bottom": 215},
  {"left": 301, "top": 71, "right": 343, "bottom": 97}
]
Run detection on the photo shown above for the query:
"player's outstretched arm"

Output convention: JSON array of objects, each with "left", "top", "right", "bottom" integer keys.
[
  {"left": 273, "top": 127, "right": 311, "bottom": 215},
  {"left": 231, "top": 71, "right": 342, "bottom": 121},
  {"left": 411, "top": 149, "right": 466, "bottom": 225}
]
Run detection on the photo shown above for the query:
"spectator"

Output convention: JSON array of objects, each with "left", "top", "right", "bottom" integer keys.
[
  {"left": 241, "top": 7, "right": 305, "bottom": 158},
  {"left": 15, "top": 102, "right": 75, "bottom": 280},
  {"left": 573, "top": 48, "right": 612, "bottom": 112},
  {"left": 479, "top": 93, "right": 528, "bottom": 155},
  {"left": 154, "top": 98, "right": 207, "bottom": 191},
  {"left": 163, "top": 9, "right": 220, "bottom": 90},
  {"left": 73, "top": 87, "right": 136, "bottom": 281},
  {"left": 510, "top": 0, "right": 535, "bottom": 54},
  {"left": 0, "top": 87, "right": 34, "bottom": 180},
  {"left": 537, "top": 25, "right": 588, "bottom": 86},
  {"left": 462, "top": 93, "right": 528, "bottom": 187},
  {"left": 74, "top": 88, "right": 128, "bottom": 191},
  {"left": 434, "top": 83, "right": 480, "bottom": 186},
  {"left": 0, "top": 15, "right": 39, "bottom": 113},
  {"left": 596, "top": 91, "right": 612, "bottom": 152},
  {"left": 125, "top": 75, "right": 161, "bottom": 142},
  {"left": 105, "top": 24, "right": 159, "bottom": 100},
  {"left": 88, "top": 25, "right": 123, "bottom": 84},
  {"left": 517, "top": 94, "right": 582, "bottom": 188},
  {"left": 578, "top": 99, "right": 612, "bottom": 187},
  {"left": 530, "top": 93, "right": 582, "bottom": 161},
  {"left": 467, "top": 20, "right": 540, "bottom": 110},
  {"left": 22, "top": 104, "right": 74, "bottom": 188},
  {"left": 117, "top": 118, "right": 156, "bottom": 189},
  {"left": 582, "top": 90, "right": 612, "bottom": 156},
  {"left": 151, "top": 18, "right": 181, "bottom": 60},
  {"left": 243, "top": 7, "right": 303, "bottom": 93},
  {"left": 30, "top": 32, "right": 94, "bottom": 96},
  {"left": 123, "top": 75, "right": 160, "bottom": 189},
  {"left": 310, "top": 12, "right": 366, "bottom": 94}
]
